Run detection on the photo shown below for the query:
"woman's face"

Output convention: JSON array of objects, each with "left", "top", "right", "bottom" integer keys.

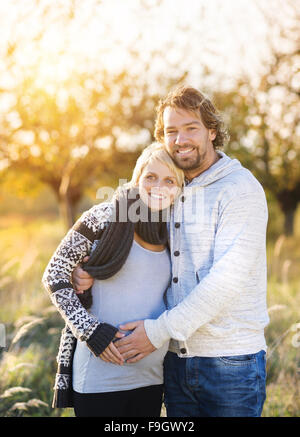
[{"left": 138, "top": 160, "right": 181, "bottom": 211}]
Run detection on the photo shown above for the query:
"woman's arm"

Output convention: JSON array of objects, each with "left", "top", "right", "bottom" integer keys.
[{"left": 42, "top": 203, "right": 118, "bottom": 357}]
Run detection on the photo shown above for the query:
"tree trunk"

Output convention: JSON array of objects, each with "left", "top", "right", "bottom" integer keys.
[
  {"left": 59, "top": 165, "right": 77, "bottom": 229},
  {"left": 46, "top": 178, "right": 80, "bottom": 230},
  {"left": 59, "top": 195, "right": 76, "bottom": 230},
  {"left": 283, "top": 208, "right": 296, "bottom": 236},
  {"left": 277, "top": 189, "right": 299, "bottom": 237}
]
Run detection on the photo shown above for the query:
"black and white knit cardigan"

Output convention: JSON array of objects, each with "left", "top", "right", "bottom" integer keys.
[{"left": 42, "top": 202, "right": 118, "bottom": 408}]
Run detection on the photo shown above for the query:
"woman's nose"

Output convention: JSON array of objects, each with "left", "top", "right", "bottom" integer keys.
[
  {"left": 151, "top": 180, "right": 163, "bottom": 189},
  {"left": 151, "top": 181, "right": 170, "bottom": 193},
  {"left": 153, "top": 182, "right": 171, "bottom": 192}
]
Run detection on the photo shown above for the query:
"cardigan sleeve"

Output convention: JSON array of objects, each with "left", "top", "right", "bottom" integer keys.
[{"left": 42, "top": 202, "right": 118, "bottom": 356}]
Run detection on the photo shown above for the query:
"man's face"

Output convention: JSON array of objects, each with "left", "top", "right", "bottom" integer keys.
[{"left": 163, "top": 106, "right": 216, "bottom": 177}]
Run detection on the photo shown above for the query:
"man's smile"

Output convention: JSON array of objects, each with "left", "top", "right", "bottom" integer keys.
[{"left": 176, "top": 147, "right": 196, "bottom": 158}]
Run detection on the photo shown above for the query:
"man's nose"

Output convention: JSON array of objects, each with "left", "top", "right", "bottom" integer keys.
[{"left": 175, "top": 131, "right": 188, "bottom": 145}]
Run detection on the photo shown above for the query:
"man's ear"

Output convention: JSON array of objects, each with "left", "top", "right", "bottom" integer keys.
[{"left": 209, "top": 129, "right": 217, "bottom": 142}]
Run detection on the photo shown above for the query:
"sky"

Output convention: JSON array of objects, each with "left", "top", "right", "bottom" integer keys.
[{"left": 0, "top": 0, "right": 298, "bottom": 92}]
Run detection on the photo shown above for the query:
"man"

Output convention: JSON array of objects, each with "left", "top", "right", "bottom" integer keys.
[{"left": 73, "top": 86, "right": 269, "bottom": 417}]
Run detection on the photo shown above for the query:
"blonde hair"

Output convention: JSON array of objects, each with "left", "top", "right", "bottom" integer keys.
[{"left": 129, "top": 142, "right": 184, "bottom": 188}]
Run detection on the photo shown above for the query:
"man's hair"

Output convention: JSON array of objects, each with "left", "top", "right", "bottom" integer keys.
[{"left": 154, "top": 85, "right": 228, "bottom": 149}]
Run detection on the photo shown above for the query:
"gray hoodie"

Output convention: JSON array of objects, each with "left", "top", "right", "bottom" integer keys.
[{"left": 144, "top": 152, "right": 269, "bottom": 357}]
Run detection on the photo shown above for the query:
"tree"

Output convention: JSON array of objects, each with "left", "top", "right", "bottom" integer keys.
[
  {"left": 213, "top": 2, "right": 300, "bottom": 236},
  {"left": 0, "top": 0, "right": 197, "bottom": 229},
  {"left": 0, "top": 70, "right": 162, "bottom": 228},
  {"left": 215, "top": 44, "right": 300, "bottom": 235}
]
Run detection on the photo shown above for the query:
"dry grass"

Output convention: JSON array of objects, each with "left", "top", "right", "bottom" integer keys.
[{"left": 0, "top": 214, "right": 300, "bottom": 417}]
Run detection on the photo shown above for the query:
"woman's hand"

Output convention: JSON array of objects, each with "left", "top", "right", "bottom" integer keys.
[
  {"left": 73, "top": 256, "right": 94, "bottom": 293},
  {"left": 99, "top": 332, "right": 126, "bottom": 365}
]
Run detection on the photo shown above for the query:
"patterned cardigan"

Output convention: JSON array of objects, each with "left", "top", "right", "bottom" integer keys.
[{"left": 42, "top": 202, "right": 118, "bottom": 408}]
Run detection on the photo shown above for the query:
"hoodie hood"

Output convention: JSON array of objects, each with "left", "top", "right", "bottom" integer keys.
[{"left": 185, "top": 151, "right": 243, "bottom": 188}]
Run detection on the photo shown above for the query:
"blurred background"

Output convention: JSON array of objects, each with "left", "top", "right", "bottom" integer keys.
[{"left": 0, "top": 0, "right": 299, "bottom": 417}]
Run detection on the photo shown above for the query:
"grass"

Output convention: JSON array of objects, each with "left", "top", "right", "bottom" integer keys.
[
  {"left": 0, "top": 214, "right": 73, "bottom": 417},
  {"left": 0, "top": 213, "right": 300, "bottom": 417},
  {"left": 262, "top": 231, "right": 300, "bottom": 416}
]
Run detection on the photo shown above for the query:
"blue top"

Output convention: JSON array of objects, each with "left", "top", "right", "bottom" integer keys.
[{"left": 73, "top": 239, "right": 171, "bottom": 393}]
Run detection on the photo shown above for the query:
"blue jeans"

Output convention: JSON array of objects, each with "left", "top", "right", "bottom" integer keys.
[{"left": 163, "top": 350, "right": 266, "bottom": 417}]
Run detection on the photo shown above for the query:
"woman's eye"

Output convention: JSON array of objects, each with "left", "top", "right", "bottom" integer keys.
[
  {"left": 166, "top": 179, "right": 175, "bottom": 184},
  {"left": 146, "top": 175, "right": 155, "bottom": 180}
]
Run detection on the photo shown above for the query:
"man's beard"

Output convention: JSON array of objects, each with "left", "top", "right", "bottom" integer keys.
[{"left": 171, "top": 146, "right": 207, "bottom": 171}]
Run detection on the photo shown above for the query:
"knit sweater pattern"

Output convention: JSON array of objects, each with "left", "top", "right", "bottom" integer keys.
[{"left": 42, "top": 202, "right": 118, "bottom": 406}]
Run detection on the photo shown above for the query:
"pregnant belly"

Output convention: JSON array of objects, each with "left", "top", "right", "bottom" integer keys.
[
  {"left": 123, "top": 340, "right": 169, "bottom": 370},
  {"left": 90, "top": 283, "right": 169, "bottom": 370}
]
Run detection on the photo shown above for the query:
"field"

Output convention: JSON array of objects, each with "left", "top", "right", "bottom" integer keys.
[{"left": 0, "top": 212, "right": 300, "bottom": 417}]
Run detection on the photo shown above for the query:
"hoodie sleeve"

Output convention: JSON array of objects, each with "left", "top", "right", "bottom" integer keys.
[
  {"left": 42, "top": 203, "right": 118, "bottom": 356},
  {"left": 144, "top": 188, "right": 268, "bottom": 349}
]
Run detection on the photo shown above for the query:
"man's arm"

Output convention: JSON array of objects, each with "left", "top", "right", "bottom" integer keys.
[
  {"left": 116, "top": 189, "right": 268, "bottom": 360},
  {"left": 144, "top": 189, "right": 268, "bottom": 349},
  {"left": 72, "top": 256, "right": 95, "bottom": 293}
]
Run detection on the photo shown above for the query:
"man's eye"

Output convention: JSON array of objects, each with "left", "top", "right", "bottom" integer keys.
[{"left": 166, "top": 130, "right": 176, "bottom": 135}]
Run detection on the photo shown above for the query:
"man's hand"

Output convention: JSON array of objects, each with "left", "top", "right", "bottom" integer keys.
[
  {"left": 114, "top": 320, "right": 156, "bottom": 363},
  {"left": 72, "top": 256, "right": 94, "bottom": 293},
  {"left": 99, "top": 331, "right": 125, "bottom": 365}
]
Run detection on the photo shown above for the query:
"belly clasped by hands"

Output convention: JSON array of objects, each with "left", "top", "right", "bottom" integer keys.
[{"left": 108, "top": 320, "right": 156, "bottom": 364}]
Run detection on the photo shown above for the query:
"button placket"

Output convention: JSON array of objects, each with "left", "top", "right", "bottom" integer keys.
[
  {"left": 171, "top": 196, "right": 183, "bottom": 292},
  {"left": 172, "top": 190, "right": 190, "bottom": 358}
]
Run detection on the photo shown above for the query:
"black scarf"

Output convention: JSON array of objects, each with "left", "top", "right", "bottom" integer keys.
[{"left": 80, "top": 186, "right": 169, "bottom": 307}]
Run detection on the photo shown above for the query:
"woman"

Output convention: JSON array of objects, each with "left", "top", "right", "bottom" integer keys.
[{"left": 42, "top": 142, "right": 184, "bottom": 417}]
